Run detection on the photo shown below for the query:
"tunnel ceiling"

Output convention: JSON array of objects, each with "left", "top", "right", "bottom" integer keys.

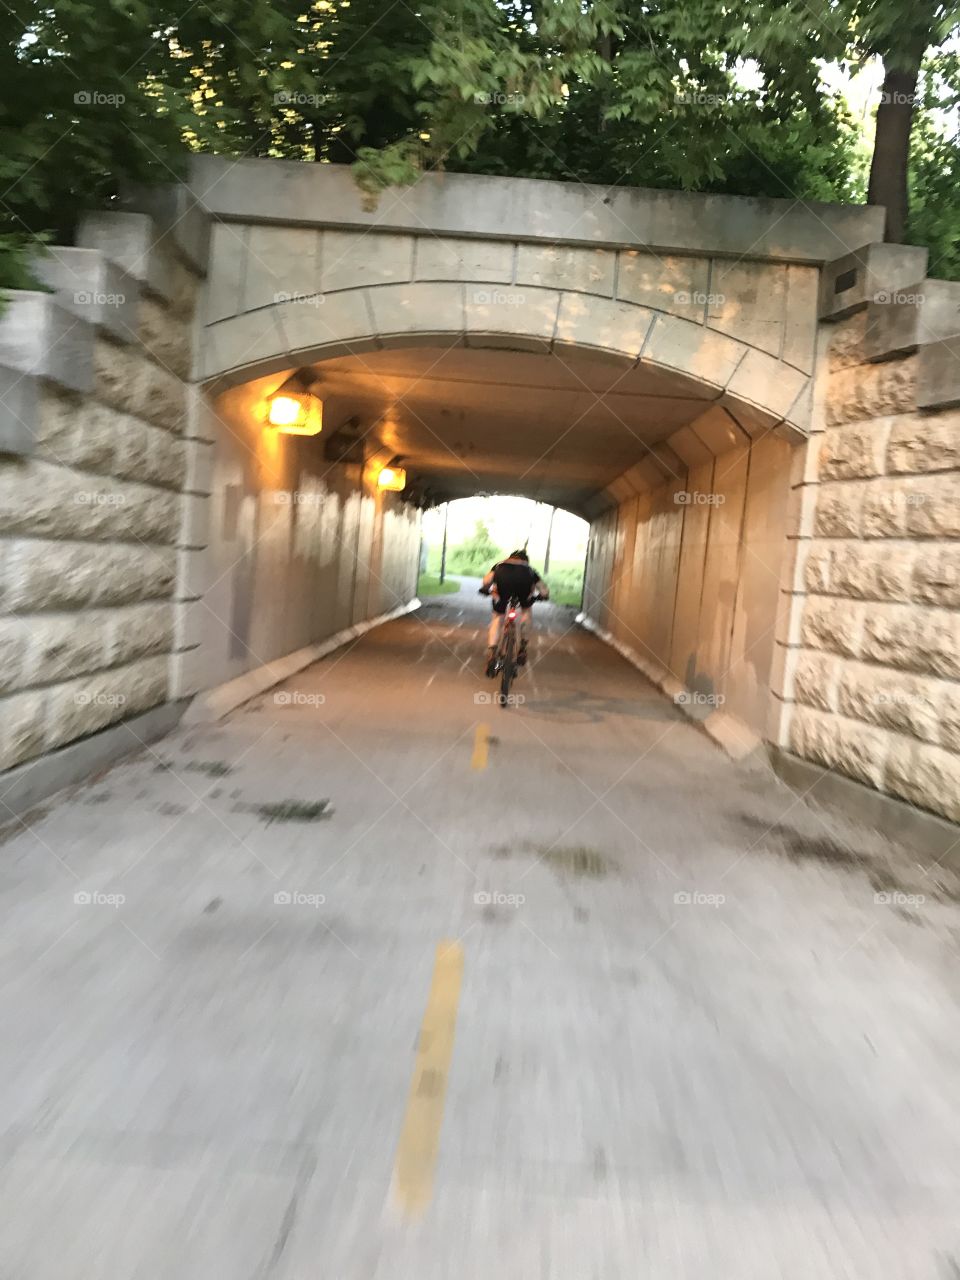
[{"left": 308, "top": 346, "right": 717, "bottom": 510}]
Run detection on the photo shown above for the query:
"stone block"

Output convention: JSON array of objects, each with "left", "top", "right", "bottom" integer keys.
[
  {"left": 516, "top": 244, "right": 615, "bottom": 296},
  {"left": 884, "top": 740, "right": 960, "bottom": 824},
  {"left": 76, "top": 211, "right": 171, "bottom": 301},
  {"left": 642, "top": 314, "right": 743, "bottom": 391},
  {"left": 799, "top": 595, "right": 864, "bottom": 656},
  {"left": 173, "top": 598, "right": 206, "bottom": 651},
  {"left": 203, "top": 223, "right": 247, "bottom": 325},
  {"left": 827, "top": 311, "right": 868, "bottom": 371},
  {"left": 110, "top": 602, "right": 174, "bottom": 665},
  {"left": 912, "top": 546, "right": 960, "bottom": 607},
  {"left": 44, "top": 654, "right": 167, "bottom": 750},
  {"left": 0, "top": 460, "right": 179, "bottom": 544},
  {"left": 706, "top": 261, "right": 786, "bottom": 357},
  {"left": 272, "top": 290, "right": 373, "bottom": 364},
  {"left": 782, "top": 266, "right": 819, "bottom": 373},
  {"left": 242, "top": 225, "right": 323, "bottom": 312},
  {"left": 464, "top": 285, "right": 559, "bottom": 352},
  {"left": 321, "top": 230, "right": 414, "bottom": 293},
  {"left": 138, "top": 296, "right": 192, "bottom": 380},
  {"left": 688, "top": 405, "right": 743, "bottom": 455},
  {"left": 813, "top": 483, "right": 863, "bottom": 537},
  {"left": 183, "top": 438, "right": 214, "bottom": 496},
  {"left": 24, "top": 613, "right": 113, "bottom": 688},
  {"left": 861, "top": 603, "right": 960, "bottom": 679},
  {"left": 792, "top": 650, "right": 840, "bottom": 711},
  {"left": 832, "top": 716, "right": 891, "bottom": 789},
  {"left": 818, "top": 243, "right": 928, "bottom": 321},
  {"left": 93, "top": 339, "right": 187, "bottom": 434},
  {"left": 0, "top": 619, "right": 29, "bottom": 694},
  {"left": 0, "top": 365, "right": 39, "bottom": 457},
  {"left": 802, "top": 544, "right": 834, "bottom": 594},
  {"left": 903, "top": 474, "right": 960, "bottom": 538},
  {"left": 415, "top": 236, "right": 513, "bottom": 284},
  {"left": 831, "top": 545, "right": 915, "bottom": 602},
  {"left": 36, "top": 391, "right": 115, "bottom": 473},
  {"left": 555, "top": 295, "right": 653, "bottom": 360},
  {"left": 617, "top": 252, "right": 710, "bottom": 322},
  {"left": 368, "top": 282, "right": 464, "bottom": 339},
  {"left": 32, "top": 246, "right": 139, "bottom": 344},
  {"left": 168, "top": 644, "right": 210, "bottom": 699},
  {"left": 860, "top": 480, "right": 917, "bottom": 538},
  {"left": 788, "top": 704, "right": 839, "bottom": 769},
  {"left": 836, "top": 661, "right": 939, "bottom": 743},
  {"left": 0, "top": 689, "right": 46, "bottom": 771},
  {"left": 175, "top": 547, "right": 209, "bottom": 601},
  {"left": 886, "top": 409, "right": 960, "bottom": 474},
  {"left": 917, "top": 335, "right": 960, "bottom": 411},
  {"left": 178, "top": 494, "right": 211, "bottom": 549},
  {"left": 722, "top": 350, "right": 809, "bottom": 428},
  {"left": 0, "top": 539, "right": 176, "bottom": 613},
  {"left": 826, "top": 358, "right": 917, "bottom": 426},
  {"left": 199, "top": 309, "right": 288, "bottom": 382},
  {"left": 818, "top": 421, "right": 890, "bottom": 480},
  {"left": 0, "top": 293, "right": 94, "bottom": 394}
]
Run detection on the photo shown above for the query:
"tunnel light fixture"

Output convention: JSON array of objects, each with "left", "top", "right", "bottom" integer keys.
[
  {"left": 267, "top": 372, "right": 323, "bottom": 436},
  {"left": 377, "top": 464, "right": 407, "bottom": 492}
]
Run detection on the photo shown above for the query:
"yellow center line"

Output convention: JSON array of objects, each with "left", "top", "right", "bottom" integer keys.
[
  {"left": 471, "top": 723, "right": 490, "bottom": 770},
  {"left": 391, "top": 940, "right": 465, "bottom": 1217}
]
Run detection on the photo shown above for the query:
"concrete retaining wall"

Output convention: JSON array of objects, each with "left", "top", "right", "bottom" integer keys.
[
  {"left": 582, "top": 432, "right": 792, "bottom": 752},
  {"left": 177, "top": 373, "right": 421, "bottom": 698}
]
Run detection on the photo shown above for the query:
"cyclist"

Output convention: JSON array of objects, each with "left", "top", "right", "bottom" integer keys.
[{"left": 480, "top": 549, "right": 549, "bottom": 677}]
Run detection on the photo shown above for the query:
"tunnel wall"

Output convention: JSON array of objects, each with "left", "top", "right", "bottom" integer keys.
[
  {"left": 179, "top": 378, "right": 422, "bottom": 699},
  {"left": 582, "top": 433, "right": 794, "bottom": 748}
]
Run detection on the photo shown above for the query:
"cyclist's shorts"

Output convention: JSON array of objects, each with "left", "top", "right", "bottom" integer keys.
[{"left": 492, "top": 595, "right": 535, "bottom": 615}]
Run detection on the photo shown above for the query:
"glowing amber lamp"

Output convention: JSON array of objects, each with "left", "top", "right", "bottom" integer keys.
[
  {"left": 377, "top": 465, "right": 407, "bottom": 492},
  {"left": 266, "top": 377, "right": 323, "bottom": 436}
]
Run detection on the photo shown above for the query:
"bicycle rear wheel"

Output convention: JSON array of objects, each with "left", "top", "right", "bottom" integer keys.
[{"left": 498, "top": 626, "right": 516, "bottom": 707}]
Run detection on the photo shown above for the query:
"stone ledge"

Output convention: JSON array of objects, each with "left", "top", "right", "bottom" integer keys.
[
  {"left": 0, "top": 293, "right": 94, "bottom": 394},
  {"left": 31, "top": 247, "right": 139, "bottom": 343},
  {"left": 0, "top": 699, "right": 186, "bottom": 824},
  {"left": 0, "top": 365, "right": 38, "bottom": 457},
  {"left": 769, "top": 744, "right": 960, "bottom": 866},
  {"left": 819, "top": 244, "right": 929, "bottom": 322}
]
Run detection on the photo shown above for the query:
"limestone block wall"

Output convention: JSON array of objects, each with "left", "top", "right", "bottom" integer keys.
[
  {"left": 0, "top": 219, "right": 204, "bottom": 775},
  {"left": 582, "top": 430, "right": 793, "bottom": 747},
  {"left": 177, "top": 372, "right": 421, "bottom": 698},
  {"left": 776, "top": 309, "right": 960, "bottom": 824}
]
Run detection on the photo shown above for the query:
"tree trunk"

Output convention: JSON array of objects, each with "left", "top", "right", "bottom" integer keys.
[{"left": 867, "top": 57, "right": 921, "bottom": 244}]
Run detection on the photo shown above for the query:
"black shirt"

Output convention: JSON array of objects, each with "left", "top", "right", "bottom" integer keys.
[{"left": 490, "top": 560, "right": 542, "bottom": 605}]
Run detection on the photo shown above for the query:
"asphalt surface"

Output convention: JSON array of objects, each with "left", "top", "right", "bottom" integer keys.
[{"left": 1, "top": 584, "right": 958, "bottom": 1278}]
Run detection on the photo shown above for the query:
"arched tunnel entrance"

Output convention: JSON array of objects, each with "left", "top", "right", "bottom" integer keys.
[{"left": 194, "top": 333, "right": 798, "bottom": 752}]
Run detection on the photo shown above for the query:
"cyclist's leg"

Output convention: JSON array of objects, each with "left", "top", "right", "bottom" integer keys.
[
  {"left": 485, "top": 602, "right": 504, "bottom": 675},
  {"left": 517, "top": 605, "right": 532, "bottom": 664}
]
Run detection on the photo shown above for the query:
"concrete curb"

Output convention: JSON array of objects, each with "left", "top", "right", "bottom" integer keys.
[
  {"left": 182, "top": 599, "right": 422, "bottom": 724},
  {"left": 576, "top": 613, "right": 765, "bottom": 763},
  {"left": 769, "top": 746, "right": 960, "bottom": 866},
  {"left": 0, "top": 700, "right": 189, "bottom": 824}
]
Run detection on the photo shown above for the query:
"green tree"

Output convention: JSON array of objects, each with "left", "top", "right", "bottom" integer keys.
[{"left": 449, "top": 520, "right": 501, "bottom": 575}]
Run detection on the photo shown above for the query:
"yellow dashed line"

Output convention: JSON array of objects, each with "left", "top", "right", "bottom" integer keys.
[
  {"left": 471, "top": 723, "right": 490, "bottom": 770},
  {"left": 391, "top": 940, "right": 465, "bottom": 1216}
]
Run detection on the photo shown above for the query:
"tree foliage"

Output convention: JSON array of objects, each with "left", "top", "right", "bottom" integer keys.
[{"left": 1, "top": 0, "right": 959, "bottom": 288}]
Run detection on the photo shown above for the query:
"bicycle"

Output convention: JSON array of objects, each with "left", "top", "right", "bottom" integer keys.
[{"left": 480, "top": 589, "right": 534, "bottom": 708}]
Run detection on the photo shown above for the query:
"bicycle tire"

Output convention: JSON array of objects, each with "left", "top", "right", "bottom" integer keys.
[{"left": 498, "top": 626, "right": 515, "bottom": 707}]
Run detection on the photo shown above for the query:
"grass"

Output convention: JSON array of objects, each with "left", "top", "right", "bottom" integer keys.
[{"left": 417, "top": 572, "right": 460, "bottom": 597}]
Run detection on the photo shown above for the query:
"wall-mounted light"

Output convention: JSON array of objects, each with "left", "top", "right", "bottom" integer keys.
[
  {"left": 266, "top": 371, "right": 323, "bottom": 436},
  {"left": 377, "top": 464, "right": 407, "bottom": 492}
]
